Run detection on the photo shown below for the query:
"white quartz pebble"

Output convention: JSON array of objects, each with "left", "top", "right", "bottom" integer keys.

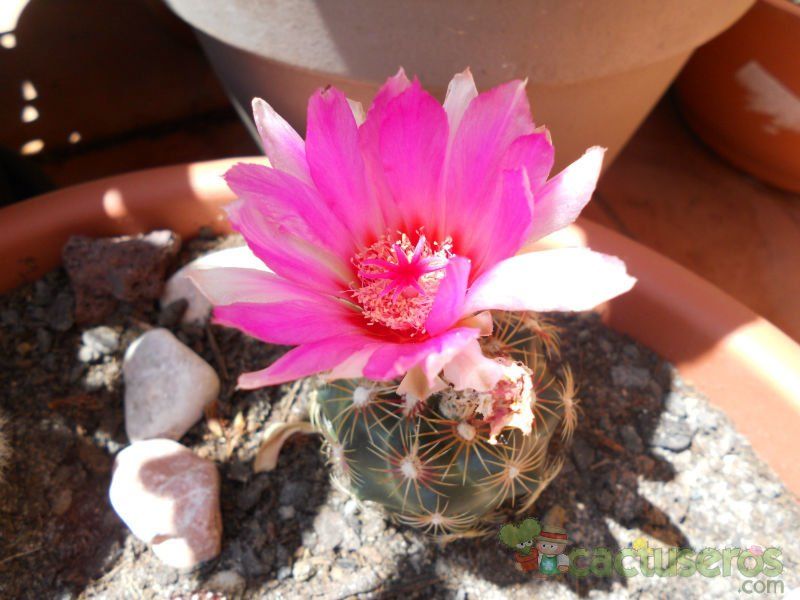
[{"left": 123, "top": 328, "right": 219, "bottom": 441}]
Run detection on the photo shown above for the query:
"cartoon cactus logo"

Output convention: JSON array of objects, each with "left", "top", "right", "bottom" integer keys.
[
  {"left": 309, "top": 312, "right": 575, "bottom": 538},
  {"left": 499, "top": 518, "right": 542, "bottom": 554}
]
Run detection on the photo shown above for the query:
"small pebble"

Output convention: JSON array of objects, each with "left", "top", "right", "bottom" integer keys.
[
  {"left": 33, "top": 280, "right": 52, "bottom": 306},
  {"left": 622, "top": 344, "right": 640, "bottom": 359},
  {"left": 650, "top": 415, "right": 694, "bottom": 452},
  {"left": 279, "top": 481, "right": 309, "bottom": 505},
  {"left": 314, "top": 506, "right": 346, "bottom": 551},
  {"left": 206, "top": 570, "right": 246, "bottom": 596},
  {"left": 227, "top": 462, "right": 250, "bottom": 483},
  {"left": 109, "top": 439, "right": 222, "bottom": 569},
  {"left": 48, "top": 292, "right": 74, "bottom": 332},
  {"left": 597, "top": 337, "right": 613, "bottom": 354},
  {"left": 123, "top": 328, "right": 220, "bottom": 441},
  {"left": 343, "top": 499, "right": 360, "bottom": 517},
  {"left": 359, "top": 544, "right": 383, "bottom": 564},
  {"left": 360, "top": 510, "right": 387, "bottom": 540},
  {"left": 42, "top": 354, "right": 57, "bottom": 371},
  {"left": 292, "top": 559, "right": 315, "bottom": 582},
  {"left": 761, "top": 482, "right": 782, "bottom": 499},
  {"left": 278, "top": 505, "right": 295, "bottom": 520},
  {"left": 620, "top": 424, "right": 645, "bottom": 454},
  {"left": 571, "top": 437, "right": 595, "bottom": 472},
  {"left": 51, "top": 488, "right": 73, "bottom": 516},
  {"left": 37, "top": 329, "right": 52, "bottom": 352},
  {"left": 611, "top": 365, "right": 651, "bottom": 389},
  {"left": 664, "top": 391, "right": 688, "bottom": 418},
  {"left": 236, "top": 476, "right": 270, "bottom": 512},
  {"left": 78, "top": 326, "right": 120, "bottom": 363}
]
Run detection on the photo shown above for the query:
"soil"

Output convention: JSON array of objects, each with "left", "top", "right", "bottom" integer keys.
[{"left": 1, "top": 234, "right": 798, "bottom": 600}]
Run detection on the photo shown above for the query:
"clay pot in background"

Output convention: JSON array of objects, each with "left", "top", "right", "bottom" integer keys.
[
  {"left": 162, "top": 0, "right": 754, "bottom": 171},
  {"left": 675, "top": 0, "right": 800, "bottom": 193}
]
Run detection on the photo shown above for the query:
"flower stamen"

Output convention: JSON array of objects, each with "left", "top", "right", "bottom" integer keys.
[{"left": 352, "top": 233, "right": 451, "bottom": 332}]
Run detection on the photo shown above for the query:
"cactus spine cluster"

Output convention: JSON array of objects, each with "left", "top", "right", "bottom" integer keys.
[{"left": 310, "top": 311, "right": 577, "bottom": 539}]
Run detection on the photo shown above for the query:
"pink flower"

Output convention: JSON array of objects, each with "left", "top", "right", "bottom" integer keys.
[{"left": 192, "top": 69, "right": 635, "bottom": 396}]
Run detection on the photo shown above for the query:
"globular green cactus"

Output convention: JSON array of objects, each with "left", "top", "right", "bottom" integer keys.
[{"left": 309, "top": 311, "right": 578, "bottom": 539}]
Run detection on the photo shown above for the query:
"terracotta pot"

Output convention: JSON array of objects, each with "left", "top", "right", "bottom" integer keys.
[
  {"left": 1, "top": 158, "right": 799, "bottom": 495},
  {"left": 162, "top": 0, "right": 754, "bottom": 172},
  {"left": 675, "top": 0, "right": 800, "bottom": 192}
]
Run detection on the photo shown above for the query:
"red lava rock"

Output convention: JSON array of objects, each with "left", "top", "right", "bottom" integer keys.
[{"left": 62, "top": 230, "right": 181, "bottom": 323}]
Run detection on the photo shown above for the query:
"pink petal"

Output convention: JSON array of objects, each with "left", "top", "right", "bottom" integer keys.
[
  {"left": 442, "top": 339, "right": 505, "bottom": 392},
  {"left": 502, "top": 128, "right": 555, "bottom": 194},
  {"left": 425, "top": 256, "right": 470, "bottom": 336},
  {"left": 443, "top": 68, "right": 478, "bottom": 144},
  {"left": 470, "top": 167, "right": 534, "bottom": 276},
  {"left": 445, "top": 79, "right": 535, "bottom": 259},
  {"left": 214, "top": 299, "right": 361, "bottom": 345},
  {"left": 465, "top": 247, "right": 636, "bottom": 313},
  {"left": 359, "top": 68, "right": 412, "bottom": 229},
  {"left": 225, "top": 163, "right": 355, "bottom": 262},
  {"left": 227, "top": 198, "right": 352, "bottom": 294},
  {"left": 324, "top": 345, "right": 381, "bottom": 380},
  {"left": 251, "top": 98, "right": 311, "bottom": 184},
  {"left": 364, "top": 327, "right": 480, "bottom": 384},
  {"left": 369, "top": 68, "right": 413, "bottom": 112},
  {"left": 377, "top": 80, "right": 449, "bottom": 236},
  {"left": 526, "top": 146, "right": 605, "bottom": 243},
  {"left": 239, "top": 335, "right": 374, "bottom": 389},
  {"left": 306, "top": 86, "right": 384, "bottom": 244},
  {"left": 189, "top": 267, "right": 330, "bottom": 307}
]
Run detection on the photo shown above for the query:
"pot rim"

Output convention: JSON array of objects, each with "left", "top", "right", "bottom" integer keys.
[{"left": 1, "top": 158, "right": 798, "bottom": 496}]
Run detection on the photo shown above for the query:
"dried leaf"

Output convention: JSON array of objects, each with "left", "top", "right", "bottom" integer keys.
[{"left": 253, "top": 421, "right": 315, "bottom": 473}]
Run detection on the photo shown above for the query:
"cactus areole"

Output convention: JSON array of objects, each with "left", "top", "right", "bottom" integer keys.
[{"left": 192, "top": 69, "right": 635, "bottom": 536}]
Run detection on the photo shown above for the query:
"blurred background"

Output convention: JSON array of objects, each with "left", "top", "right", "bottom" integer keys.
[{"left": 1, "top": 0, "right": 798, "bottom": 340}]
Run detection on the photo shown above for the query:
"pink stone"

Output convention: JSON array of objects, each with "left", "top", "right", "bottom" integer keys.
[{"left": 109, "top": 439, "right": 222, "bottom": 568}]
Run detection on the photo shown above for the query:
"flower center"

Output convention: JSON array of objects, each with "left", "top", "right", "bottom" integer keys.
[{"left": 352, "top": 233, "right": 451, "bottom": 333}]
